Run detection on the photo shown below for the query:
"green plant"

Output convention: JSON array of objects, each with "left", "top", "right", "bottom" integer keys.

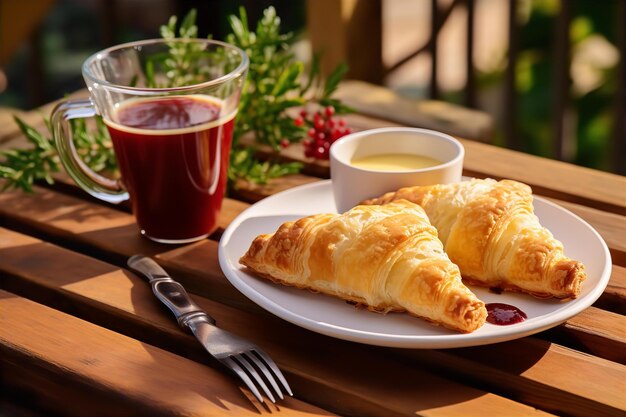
[
  {"left": 0, "top": 116, "right": 60, "bottom": 192},
  {"left": 227, "top": 6, "right": 350, "bottom": 150},
  {"left": 0, "top": 6, "right": 350, "bottom": 192}
]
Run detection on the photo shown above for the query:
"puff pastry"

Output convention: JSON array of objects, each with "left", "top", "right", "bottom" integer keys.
[
  {"left": 363, "top": 179, "right": 586, "bottom": 298},
  {"left": 240, "top": 200, "right": 487, "bottom": 333}
]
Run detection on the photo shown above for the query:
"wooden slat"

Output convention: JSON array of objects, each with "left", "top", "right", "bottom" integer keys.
[
  {"left": 0, "top": 290, "right": 330, "bottom": 417},
  {"left": 464, "top": 0, "right": 476, "bottom": 108},
  {"left": 429, "top": 0, "right": 440, "bottom": 100},
  {"left": 5, "top": 87, "right": 624, "bottom": 214},
  {"left": 0, "top": 107, "right": 27, "bottom": 145},
  {"left": 240, "top": 112, "right": 626, "bottom": 214},
  {"left": 0, "top": 222, "right": 624, "bottom": 416},
  {"left": 349, "top": 113, "right": 626, "bottom": 213},
  {"left": 306, "top": 0, "right": 383, "bottom": 83},
  {"left": 599, "top": 265, "right": 626, "bottom": 314},
  {"left": 0, "top": 182, "right": 624, "bottom": 312},
  {"left": 504, "top": 0, "right": 520, "bottom": 151},
  {"left": 399, "top": 339, "right": 626, "bottom": 417},
  {"left": 0, "top": 229, "right": 553, "bottom": 417},
  {"left": 543, "top": 197, "right": 626, "bottom": 266},
  {"left": 42, "top": 168, "right": 626, "bottom": 268},
  {"left": 544, "top": 307, "right": 626, "bottom": 364},
  {"left": 0, "top": 90, "right": 89, "bottom": 147},
  {"left": 551, "top": 0, "right": 571, "bottom": 160},
  {"left": 231, "top": 174, "right": 321, "bottom": 204},
  {"left": 333, "top": 81, "right": 494, "bottom": 143},
  {"left": 613, "top": 0, "right": 626, "bottom": 175}
]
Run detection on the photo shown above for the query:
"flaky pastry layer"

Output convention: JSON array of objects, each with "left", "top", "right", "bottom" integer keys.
[
  {"left": 362, "top": 179, "right": 586, "bottom": 299},
  {"left": 240, "top": 200, "right": 487, "bottom": 333}
]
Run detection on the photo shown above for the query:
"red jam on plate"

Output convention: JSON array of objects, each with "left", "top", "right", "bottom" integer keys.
[{"left": 486, "top": 303, "right": 528, "bottom": 325}]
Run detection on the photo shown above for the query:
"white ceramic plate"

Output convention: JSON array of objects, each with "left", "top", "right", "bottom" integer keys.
[{"left": 218, "top": 180, "right": 612, "bottom": 349}]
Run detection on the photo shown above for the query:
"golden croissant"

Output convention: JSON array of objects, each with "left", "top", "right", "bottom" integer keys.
[
  {"left": 240, "top": 200, "right": 487, "bottom": 333},
  {"left": 363, "top": 179, "right": 586, "bottom": 298}
]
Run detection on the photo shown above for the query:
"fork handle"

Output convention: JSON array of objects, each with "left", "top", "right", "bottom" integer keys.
[{"left": 128, "top": 255, "right": 216, "bottom": 328}]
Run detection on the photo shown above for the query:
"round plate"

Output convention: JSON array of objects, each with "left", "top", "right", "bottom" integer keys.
[{"left": 218, "top": 180, "right": 611, "bottom": 349}]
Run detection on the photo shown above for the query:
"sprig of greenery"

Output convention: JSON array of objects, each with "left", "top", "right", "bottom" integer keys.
[
  {"left": 0, "top": 116, "right": 60, "bottom": 192},
  {"left": 156, "top": 9, "right": 214, "bottom": 88},
  {"left": 227, "top": 6, "right": 351, "bottom": 150},
  {"left": 1, "top": 6, "right": 349, "bottom": 192},
  {"left": 0, "top": 115, "right": 117, "bottom": 192},
  {"left": 69, "top": 116, "right": 118, "bottom": 173},
  {"left": 229, "top": 148, "right": 302, "bottom": 185}
]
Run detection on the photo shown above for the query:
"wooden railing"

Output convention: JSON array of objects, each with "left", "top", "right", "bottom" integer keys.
[{"left": 307, "top": 0, "right": 625, "bottom": 175}]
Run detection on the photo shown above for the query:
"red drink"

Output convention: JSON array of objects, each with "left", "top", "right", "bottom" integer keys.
[{"left": 105, "top": 95, "right": 235, "bottom": 242}]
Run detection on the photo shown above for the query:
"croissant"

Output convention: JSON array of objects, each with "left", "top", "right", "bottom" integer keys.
[
  {"left": 362, "top": 179, "right": 586, "bottom": 298},
  {"left": 240, "top": 200, "right": 487, "bottom": 333}
]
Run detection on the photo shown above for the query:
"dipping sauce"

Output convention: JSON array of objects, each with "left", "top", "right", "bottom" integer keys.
[
  {"left": 350, "top": 153, "right": 442, "bottom": 171},
  {"left": 486, "top": 303, "right": 527, "bottom": 325}
]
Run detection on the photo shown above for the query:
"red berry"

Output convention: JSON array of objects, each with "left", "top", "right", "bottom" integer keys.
[
  {"left": 280, "top": 138, "right": 290, "bottom": 148},
  {"left": 326, "top": 119, "right": 335, "bottom": 129},
  {"left": 325, "top": 106, "right": 335, "bottom": 117},
  {"left": 294, "top": 117, "right": 304, "bottom": 127},
  {"left": 313, "top": 146, "right": 327, "bottom": 158},
  {"left": 299, "top": 110, "right": 308, "bottom": 118},
  {"left": 338, "top": 119, "right": 346, "bottom": 127},
  {"left": 317, "top": 132, "right": 326, "bottom": 141},
  {"left": 314, "top": 118, "right": 325, "bottom": 130},
  {"left": 307, "top": 128, "right": 316, "bottom": 138},
  {"left": 344, "top": 128, "right": 352, "bottom": 135}
]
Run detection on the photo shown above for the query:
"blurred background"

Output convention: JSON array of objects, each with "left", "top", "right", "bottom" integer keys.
[{"left": 0, "top": 0, "right": 624, "bottom": 174}]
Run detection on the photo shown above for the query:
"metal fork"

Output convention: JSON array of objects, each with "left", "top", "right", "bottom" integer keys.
[{"left": 128, "top": 255, "right": 293, "bottom": 403}]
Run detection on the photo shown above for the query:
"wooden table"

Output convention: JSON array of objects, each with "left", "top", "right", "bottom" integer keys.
[{"left": 0, "top": 102, "right": 625, "bottom": 417}]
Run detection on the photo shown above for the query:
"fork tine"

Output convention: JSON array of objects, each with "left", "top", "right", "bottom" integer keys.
[
  {"left": 243, "top": 351, "right": 283, "bottom": 400},
  {"left": 253, "top": 349, "right": 293, "bottom": 396},
  {"left": 234, "top": 354, "right": 276, "bottom": 403},
  {"left": 221, "top": 356, "right": 264, "bottom": 403}
]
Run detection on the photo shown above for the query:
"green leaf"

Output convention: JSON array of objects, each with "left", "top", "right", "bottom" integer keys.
[
  {"left": 180, "top": 8, "right": 197, "bottom": 36},
  {"left": 323, "top": 62, "right": 349, "bottom": 98},
  {"left": 2, "top": 6, "right": 351, "bottom": 195},
  {"left": 300, "top": 52, "right": 321, "bottom": 95},
  {"left": 145, "top": 60, "right": 155, "bottom": 88},
  {"left": 271, "top": 62, "right": 303, "bottom": 96},
  {"left": 319, "top": 98, "right": 355, "bottom": 114},
  {"left": 13, "top": 116, "right": 51, "bottom": 150},
  {"left": 228, "top": 8, "right": 248, "bottom": 45}
]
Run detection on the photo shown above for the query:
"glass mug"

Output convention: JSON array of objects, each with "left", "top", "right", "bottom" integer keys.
[{"left": 52, "top": 39, "right": 248, "bottom": 243}]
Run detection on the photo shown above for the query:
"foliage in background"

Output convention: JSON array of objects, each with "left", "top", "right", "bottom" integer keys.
[
  {"left": 0, "top": 6, "right": 350, "bottom": 192},
  {"left": 464, "top": 0, "right": 620, "bottom": 171}
]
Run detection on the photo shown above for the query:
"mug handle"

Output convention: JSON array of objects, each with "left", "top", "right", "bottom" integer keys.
[{"left": 51, "top": 99, "right": 129, "bottom": 203}]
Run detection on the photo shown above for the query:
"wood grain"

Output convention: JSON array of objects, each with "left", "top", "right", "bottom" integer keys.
[
  {"left": 333, "top": 80, "right": 494, "bottom": 142},
  {"left": 598, "top": 266, "right": 626, "bottom": 314},
  {"left": 0, "top": 290, "right": 332, "bottom": 417},
  {"left": 341, "top": 113, "right": 626, "bottom": 214},
  {"left": 399, "top": 339, "right": 626, "bottom": 417},
  {"left": 0, "top": 230, "right": 553, "bottom": 417},
  {"left": 244, "top": 111, "right": 625, "bottom": 214},
  {"left": 0, "top": 179, "right": 626, "bottom": 316},
  {"left": 0, "top": 227, "right": 623, "bottom": 416},
  {"left": 544, "top": 197, "right": 626, "bottom": 266},
  {"left": 544, "top": 307, "right": 626, "bottom": 364}
]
